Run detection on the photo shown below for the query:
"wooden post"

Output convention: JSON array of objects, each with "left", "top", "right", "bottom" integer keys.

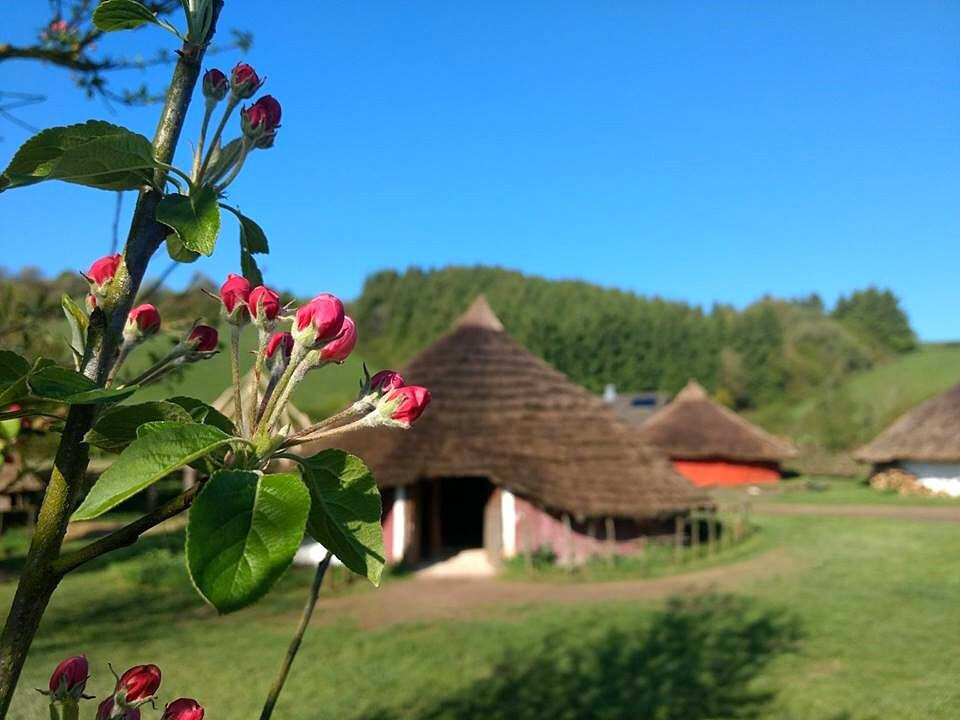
[
  {"left": 691, "top": 513, "right": 700, "bottom": 558},
  {"left": 674, "top": 515, "right": 683, "bottom": 563},
  {"left": 562, "top": 512, "right": 573, "bottom": 566},
  {"left": 707, "top": 510, "right": 717, "bottom": 556}
]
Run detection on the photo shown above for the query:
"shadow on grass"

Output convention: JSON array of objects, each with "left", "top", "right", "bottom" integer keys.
[{"left": 364, "top": 593, "right": 802, "bottom": 720}]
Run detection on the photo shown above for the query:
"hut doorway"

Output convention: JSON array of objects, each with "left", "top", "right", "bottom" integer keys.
[{"left": 417, "top": 476, "right": 493, "bottom": 559}]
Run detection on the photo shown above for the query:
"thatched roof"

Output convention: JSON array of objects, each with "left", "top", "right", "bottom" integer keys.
[
  {"left": 636, "top": 380, "right": 797, "bottom": 463},
  {"left": 854, "top": 383, "right": 960, "bottom": 463},
  {"left": 213, "top": 371, "right": 312, "bottom": 431},
  {"left": 307, "top": 296, "right": 711, "bottom": 519}
]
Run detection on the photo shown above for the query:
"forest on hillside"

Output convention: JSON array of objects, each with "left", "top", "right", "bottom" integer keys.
[{"left": 352, "top": 266, "right": 916, "bottom": 409}]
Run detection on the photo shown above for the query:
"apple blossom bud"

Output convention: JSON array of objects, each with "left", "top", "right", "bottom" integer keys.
[
  {"left": 48, "top": 655, "right": 88, "bottom": 700},
  {"left": 265, "top": 332, "right": 294, "bottom": 361},
  {"left": 387, "top": 386, "right": 431, "bottom": 426},
  {"left": 230, "top": 62, "right": 261, "bottom": 99},
  {"left": 370, "top": 370, "right": 405, "bottom": 395},
  {"left": 162, "top": 698, "right": 204, "bottom": 720},
  {"left": 318, "top": 316, "right": 357, "bottom": 364},
  {"left": 292, "top": 293, "right": 344, "bottom": 348},
  {"left": 97, "top": 697, "right": 141, "bottom": 720},
  {"left": 248, "top": 285, "right": 281, "bottom": 324},
  {"left": 86, "top": 293, "right": 98, "bottom": 313},
  {"left": 241, "top": 95, "right": 281, "bottom": 145},
  {"left": 202, "top": 68, "right": 228, "bottom": 101},
  {"left": 86, "top": 254, "right": 121, "bottom": 296},
  {"left": 187, "top": 325, "right": 218, "bottom": 352},
  {"left": 123, "top": 304, "right": 161, "bottom": 343},
  {"left": 116, "top": 664, "right": 161, "bottom": 703},
  {"left": 219, "top": 273, "right": 251, "bottom": 323}
]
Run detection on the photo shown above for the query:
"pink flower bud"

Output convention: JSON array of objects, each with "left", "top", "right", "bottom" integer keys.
[
  {"left": 48, "top": 655, "right": 88, "bottom": 699},
  {"left": 87, "top": 254, "right": 121, "bottom": 292},
  {"left": 293, "top": 293, "right": 344, "bottom": 348},
  {"left": 241, "top": 96, "right": 281, "bottom": 145},
  {"left": 219, "top": 273, "right": 251, "bottom": 322},
  {"left": 202, "top": 68, "right": 229, "bottom": 101},
  {"left": 387, "top": 386, "right": 431, "bottom": 427},
  {"left": 124, "top": 304, "right": 161, "bottom": 341},
  {"left": 86, "top": 293, "right": 98, "bottom": 313},
  {"left": 116, "top": 664, "right": 161, "bottom": 702},
  {"left": 318, "top": 316, "right": 357, "bottom": 364},
  {"left": 162, "top": 698, "right": 204, "bottom": 720},
  {"left": 97, "top": 697, "right": 141, "bottom": 720},
  {"left": 370, "top": 370, "right": 405, "bottom": 394},
  {"left": 187, "top": 325, "right": 218, "bottom": 352},
  {"left": 264, "top": 332, "right": 294, "bottom": 360},
  {"left": 230, "top": 62, "right": 261, "bottom": 99},
  {"left": 248, "top": 285, "right": 281, "bottom": 323}
]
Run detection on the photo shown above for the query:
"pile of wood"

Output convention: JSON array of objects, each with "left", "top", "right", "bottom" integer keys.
[{"left": 869, "top": 468, "right": 935, "bottom": 496}]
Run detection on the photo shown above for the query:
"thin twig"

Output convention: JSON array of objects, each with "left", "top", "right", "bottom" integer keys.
[{"left": 259, "top": 552, "right": 332, "bottom": 720}]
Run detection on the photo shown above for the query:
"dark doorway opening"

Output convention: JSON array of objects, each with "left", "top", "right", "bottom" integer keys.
[{"left": 418, "top": 476, "right": 493, "bottom": 559}]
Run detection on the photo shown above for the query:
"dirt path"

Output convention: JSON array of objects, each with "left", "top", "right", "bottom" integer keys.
[
  {"left": 752, "top": 503, "right": 960, "bottom": 522},
  {"left": 313, "top": 548, "right": 792, "bottom": 629}
]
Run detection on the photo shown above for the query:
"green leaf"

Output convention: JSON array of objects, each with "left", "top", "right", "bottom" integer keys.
[
  {"left": 187, "top": 470, "right": 309, "bottom": 613},
  {"left": 61, "top": 294, "right": 88, "bottom": 369},
  {"left": 240, "top": 247, "right": 263, "bottom": 286},
  {"left": 156, "top": 185, "right": 220, "bottom": 256},
  {"left": 1, "top": 121, "right": 156, "bottom": 192},
  {"left": 221, "top": 205, "right": 269, "bottom": 254},
  {"left": 298, "top": 449, "right": 385, "bottom": 586},
  {"left": 72, "top": 421, "right": 234, "bottom": 520},
  {"left": 28, "top": 364, "right": 136, "bottom": 404},
  {"left": 85, "top": 401, "right": 193, "bottom": 452},
  {"left": 0, "top": 351, "right": 31, "bottom": 406},
  {"left": 167, "top": 396, "right": 236, "bottom": 435},
  {"left": 92, "top": 0, "right": 161, "bottom": 31},
  {"left": 165, "top": 233, "right": 200, "bottom": 264}
]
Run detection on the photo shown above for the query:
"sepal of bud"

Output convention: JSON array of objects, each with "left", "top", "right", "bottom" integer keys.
[{"left": 358, "top": 368, "right": 406, "bottom": 403}]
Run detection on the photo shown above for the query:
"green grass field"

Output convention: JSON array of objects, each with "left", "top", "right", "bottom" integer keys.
[
  {"left": 712, "top": 476, "right": 960, "bottom": 507},
  {"left": 2, "top": 505, "right": 959, "bottom": 719}
]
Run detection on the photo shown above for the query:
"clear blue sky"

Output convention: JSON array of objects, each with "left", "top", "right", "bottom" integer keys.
[{"left": 1, "top": 1, "right": 958, "bottom": 339}]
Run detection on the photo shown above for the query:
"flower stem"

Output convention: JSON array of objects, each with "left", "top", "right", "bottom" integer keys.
[
  {"left": 196, "top": 95, "right": 239, "bottom": 182},
  {"left": 290, "top": 401, "right": 372, "bottom": 439},
  {"left": 283, "top": 415, "right": 373, "bottom": 449},
  {"left": 192, "top": 98, "right": 216, "bottom": 181},
  {"left": 215, "top": 137, "right": 252, "bottom": 192},
  {"left": 259, "top": 552, "right": 331, "bottom": 720},
  {"left": 229, "top": 324, "right": 247, "bottom": 437},
  {"left": 254, "top": 345, "right": 308, "bottom": 438},
  {"left": 247, "top": 327, "right": 268, "bottom": 430}
]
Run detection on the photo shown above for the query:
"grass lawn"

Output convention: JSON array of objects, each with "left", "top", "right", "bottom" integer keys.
[
  {"left": 2, "top": 508, "right": 959, "bottom": 718},
  {"left": 711, "top": 476, "right": 960, "bottom": 507}
]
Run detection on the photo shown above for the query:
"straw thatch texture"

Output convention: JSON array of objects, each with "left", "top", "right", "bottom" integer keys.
[
  {"left": 636, "top": 380, "right": 797, "bottom": 463},
  {"left": 854, "top": 383, "right": 960, "bottom": 463},
  {"left": 308, "top": 296, "right": 711, "bottom": 519}
]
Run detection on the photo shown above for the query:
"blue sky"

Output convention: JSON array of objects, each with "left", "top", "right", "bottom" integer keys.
[{"left": 1, "top": 1, "right": 958, "bottom": 339}]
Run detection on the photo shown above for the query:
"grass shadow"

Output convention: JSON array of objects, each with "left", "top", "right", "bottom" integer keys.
[{"left": 363, "top": 593, "right": 802, "bottom": 720}]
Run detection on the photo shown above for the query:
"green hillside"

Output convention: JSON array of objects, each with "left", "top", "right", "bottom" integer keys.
[{"left": 752, "top": 343, "right": 960, "bottom": 454}]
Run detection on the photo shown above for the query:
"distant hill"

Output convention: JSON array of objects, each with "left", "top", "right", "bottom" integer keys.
[{"left": 352, "top": 265, "right": 917, "bottom": 410}]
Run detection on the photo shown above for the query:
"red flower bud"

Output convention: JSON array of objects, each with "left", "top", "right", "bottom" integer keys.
[
  {"left": 162, "top": 698, "right": 204, "bottom": 720},
  {"left": 187, "top": 325, "right": 218, "bottom": 352},
  {"left": 87, "top": 254, "right": 121, "bottom": 291},
  {"left": 230, "top": 62, "right": 261, "bottom": 99},
  {"left": 86, "top": 293, "right": 98, "bottom": 313},
  {"left": 387, "top": 386, "right": 431, "bottom": 427},
  {"left": 202, "top": 68, "right": 229, "bottom": 101},
  {"left": 97, "top": 697, "right": 141, "bottom": 720},
  {"left": 370, "top": 370, "right": 405, "bottom": 394},
  {"left": 219, "top": 273, "right": 252, "bottom": 322},
  {"left": 125, "top": 304, "right": 161, "bottom": 339},
  {"left": 265, "top": 332, "right": 294, "bottom": 360},
  {"left": 48, "top": 655, "right": 88, "bottom": 699},
  {"left": 248, "top": 285, "right": 281, "bottom": 323},
  {"left": 319, "top": 316, "right": 357, "bottom": 364},
  {"left": 241, "top": 96, "right": 282, "bottom": 145},
  {"left": 116, "top": 664, "right": 161, "bottom": 702},
  {"left": 293, "top": 293, "right": 344, "bottom": 348}
]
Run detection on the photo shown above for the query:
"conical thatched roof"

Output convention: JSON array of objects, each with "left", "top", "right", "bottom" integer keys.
[
  {"left": 311, "top": 296, "right": 711, "bottom": 518},
  {"left": 636, "top": 380, "right": 797, "bottom": 463},
  {"left": 854, "top": 383, "right": 960, "bottom": 463}
]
